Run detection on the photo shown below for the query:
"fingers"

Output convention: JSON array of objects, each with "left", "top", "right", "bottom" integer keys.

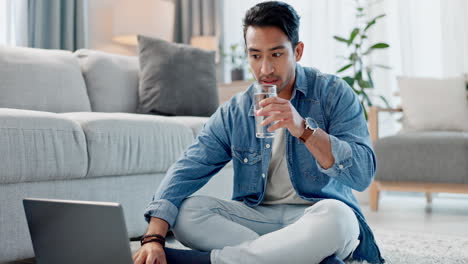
[
  {"left": 133, "top": 251, "right": 145, "bottom": 264},
  {"left": 261, "top": 112, "right": 289, "bottom": 127},
  {"left": 256, "top": 103, "right": 290, "bottom": 116},
  {"left": 259, "top": 96, "right": 288, "bottom": 107},
  {"left": 146, "top": 253, "right": 156, "bottom": 264},
  {"left": 268, "top": 120, "right": 287, "bottom": 132}
]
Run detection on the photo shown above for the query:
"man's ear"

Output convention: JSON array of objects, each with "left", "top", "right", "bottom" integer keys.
[{"left": 294, "top": 41, "right": 304, "bottom": 62}]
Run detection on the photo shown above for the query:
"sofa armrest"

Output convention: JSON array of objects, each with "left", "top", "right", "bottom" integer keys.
[{"left": 368, "top": 106, "right": 403, "bottom": 144}]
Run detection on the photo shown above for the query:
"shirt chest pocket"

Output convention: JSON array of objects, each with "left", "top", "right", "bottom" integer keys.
[
  {"left": 232, "top": 148, "right": 262, "bottom": 165},
  {"left": 232, "top": 148, "right": 263, "bottom": 194}
]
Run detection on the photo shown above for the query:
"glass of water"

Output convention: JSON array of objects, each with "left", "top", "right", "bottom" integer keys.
[{"left": 253, "top": 83, "right": 277, "bottom": 138}]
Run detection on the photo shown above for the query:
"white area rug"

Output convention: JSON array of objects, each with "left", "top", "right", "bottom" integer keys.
[
  {"left": 131, "top": 228, "right": 468, "bottom": 263},
  {"left": 360, "top": 228, "right": 468, "bottom": 264}
]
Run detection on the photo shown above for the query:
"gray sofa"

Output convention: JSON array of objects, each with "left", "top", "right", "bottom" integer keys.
[
  {"left": 367, "top": 109, "right": 468, "bottom": 211},
  {"left": 0, "top": 46, "right": 233, "bottom": 262}
]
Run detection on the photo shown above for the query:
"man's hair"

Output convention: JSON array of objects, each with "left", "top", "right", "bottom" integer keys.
[{"left": 243, "top": 1, "right": 301, "bottom": 48}]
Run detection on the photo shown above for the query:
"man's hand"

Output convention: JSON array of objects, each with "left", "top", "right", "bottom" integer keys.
[
  {"left": 256, "top": 96, "right": 305, "bottom": 137},
  {"left": 133, "top": 242, "right": 166, "bottom": 264}
]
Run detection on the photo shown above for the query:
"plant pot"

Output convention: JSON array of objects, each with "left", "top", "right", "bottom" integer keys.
[{"left": 231, "top": 68, "right": 244, "bottom": 81}]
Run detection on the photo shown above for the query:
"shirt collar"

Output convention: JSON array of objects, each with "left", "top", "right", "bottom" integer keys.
[{"left": 294, "top": 64, "right": 308, "bottom": 97}]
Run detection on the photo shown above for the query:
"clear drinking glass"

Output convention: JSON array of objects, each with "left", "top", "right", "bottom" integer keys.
[{"left": 253, "top": 83, "right": 277, "bottom": 138}]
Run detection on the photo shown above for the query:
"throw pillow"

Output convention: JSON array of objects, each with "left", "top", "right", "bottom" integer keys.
[
  {"left": 137, "top": 35, "right": 219, "bottom": 117},
  {"left": 398, "top": 76, "right": 468, "bottom": 132}
]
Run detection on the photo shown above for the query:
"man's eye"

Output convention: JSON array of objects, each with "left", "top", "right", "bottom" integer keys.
[
  {"left": 273, "top": 52, "right": 283, "bottom": 57},
  {"left": 251, "top": 54, "right": 260, "bottom": 59}
]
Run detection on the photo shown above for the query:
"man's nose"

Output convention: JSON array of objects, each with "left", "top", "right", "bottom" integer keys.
[{"left": 260, "top": 58, "right": 274, "bottom": 76}]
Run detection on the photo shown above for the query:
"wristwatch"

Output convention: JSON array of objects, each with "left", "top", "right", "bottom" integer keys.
[{"left": 299, "top": 117, "right": 319, "bottom": 143}]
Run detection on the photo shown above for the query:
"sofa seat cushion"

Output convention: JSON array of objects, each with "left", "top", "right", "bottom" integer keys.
[
  {"left": 374, "top": 131, "right": 468, "bottom": 184},
  {"left": 0, "top": 108, "right": 88, "bottom": 184},
  {"left": 167, "top": 116, "right": 209, "bottom": 138},
  {"left": 0, "top": 46, "right": 91, "bottom": 112},
  {"left": 60, "top": 112, "right": 195, "bottom": 178}
]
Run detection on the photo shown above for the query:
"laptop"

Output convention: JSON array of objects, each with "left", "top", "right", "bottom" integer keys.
[{"left": 23, "top": 198, "right": 134, "bottom": 264}]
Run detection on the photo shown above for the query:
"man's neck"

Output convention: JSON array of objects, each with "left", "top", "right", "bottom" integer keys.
[{"left": 278, "top": 76, "right": 296, "bottom": 100}]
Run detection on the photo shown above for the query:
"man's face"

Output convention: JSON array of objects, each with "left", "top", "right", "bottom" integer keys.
[{"left": 245, "top": 26, "right": 303, "bottom": 95}]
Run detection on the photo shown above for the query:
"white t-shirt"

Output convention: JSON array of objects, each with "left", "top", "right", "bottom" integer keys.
[{"left": 262, "top": 128, "right": 315, "bottom": 205}]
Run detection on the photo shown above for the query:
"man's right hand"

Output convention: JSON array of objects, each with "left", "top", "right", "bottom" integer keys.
[
  {"left": 133, "top": 241, "right": 166, "bottom": 264},
  {"left": 133, "top": 217, "right": 170, "bottom": 264}
]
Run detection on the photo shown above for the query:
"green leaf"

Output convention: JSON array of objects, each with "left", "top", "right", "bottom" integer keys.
[
  {"left": 357, "top": 7, "right": 364, "bottom": 12},
  {"left": 373, "top": 14, "right": 386, "bottom": 20},
  {"left": 364, "top": 14, "right": 386, "bottom": 31},
  {"left": 337, "top": 64, "right": 353, "bottom": 73},
  {"left": 363, "top": 42, "right": 390, "bottom": 55},
  {"left": 349, "top": 53, "right": 358, "bottom": 62},
  {"left": 364, "top": 20, "right": 376, "bottom": 32},
  {"left": 374, "top": 64, "right": 392, "bottom": 70},
  {"left": 349, "top": 28, "right": 360, "bottom": 44},
  {"left": 366, "top": 69, "right": 374, "bottom": 88},
  {"left": 370, "top": 43, "right": 390, "bottom": 49},
  {"left": 333, "top": 36, "right": 349, "bottom": 44},
  {"left": 343, "top": 76, "right": 355, "bottom": 87},
  {"left": 355, "top": 71, "right": 371, "bottom": 88},
  {"left": 358, "top": 79, "right": 372, "bottom": 88}
]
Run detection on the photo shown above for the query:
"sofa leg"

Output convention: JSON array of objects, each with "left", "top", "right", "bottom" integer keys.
[
  {"left": 369, "top": 181, "right": 380, "bottom": 211},
  {"left": 425, "top": 192, "right": 432, "bottom": 204}
]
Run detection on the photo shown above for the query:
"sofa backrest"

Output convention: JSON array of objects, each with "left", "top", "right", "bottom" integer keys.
[
  {"left": 75, "top": 49, "right": 140, "bottom": 113},
  {"left": 0, "top": 46, "right": 92, "bottom": 113}
]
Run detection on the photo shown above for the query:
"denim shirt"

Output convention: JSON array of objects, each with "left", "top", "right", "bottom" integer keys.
[{"left": 144, "top": 64, "right": 384, "bottom": 263}]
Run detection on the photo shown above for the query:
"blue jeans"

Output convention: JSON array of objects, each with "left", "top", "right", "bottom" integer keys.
[{"left": 172, "top": 195, "right": 360, "bottom": 264}]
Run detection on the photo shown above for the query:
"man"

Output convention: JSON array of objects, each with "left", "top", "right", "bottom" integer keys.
[{"left": 133, "top": 1, "right": 384, "bottom": 264}]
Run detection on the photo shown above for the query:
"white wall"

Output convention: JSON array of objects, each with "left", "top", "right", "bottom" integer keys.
[
  {"left": 87, "top": 0, "right": 175, "bottom": 56},
  {"left": 87, "top": 0, "right": 137, "bottom": 56}
]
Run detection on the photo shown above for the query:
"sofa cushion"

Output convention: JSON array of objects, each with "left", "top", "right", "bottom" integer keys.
[
  {"left": 137, "top": 35, "right": 219, "bottom": 117},
  {"left": 0, "top": 46, "right": 91, "bottom": 113},
  {"left": 167, "top": 116, "right": 210, "bottom": 138},
  {"left": 60, "top": 112, "right": 195, "bottom": 178},
  {"left": 75, "top": 49, "right": 140, "bottom": 113},
  {"left": 0, "top": 108, "right": 88, "bottom": 184},
  {"left": 374, "top": 131, "right": 468, "bottom": 184},
  {"left": 398, "top": 76, "right": 468, "bottom": 132}
]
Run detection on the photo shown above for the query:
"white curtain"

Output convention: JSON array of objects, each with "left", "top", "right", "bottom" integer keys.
[
  {"left": 0, "top": 0, "right": 28, "bottom": 46},
  {"left": 223, "top": 0, "right": 468, "bottom": 89},
  {"left": 369, "top": 0, "right": 468, "bottom": 92}
]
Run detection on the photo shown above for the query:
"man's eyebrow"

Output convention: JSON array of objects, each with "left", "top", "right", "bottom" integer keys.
[
  {"left": 248, "top": 47, "right": 261, "bottom": 52},
  {"left": 269, "top": 45, "right": 286, "bottom": 51},
  {"left": 248, "top": 45, "right": 286, "bottom": 52}
]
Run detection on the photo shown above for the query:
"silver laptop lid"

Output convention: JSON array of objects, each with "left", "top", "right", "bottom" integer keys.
[{"left": 23, "top": 198, "right": 133, "bottom": 264}]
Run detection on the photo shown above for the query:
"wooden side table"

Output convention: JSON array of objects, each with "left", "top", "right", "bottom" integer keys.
[{"left": 218, "top": 80, "right": 253, "bottom": 104}]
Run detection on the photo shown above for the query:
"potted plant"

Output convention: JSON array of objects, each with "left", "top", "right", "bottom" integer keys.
[
  {"left": 223, "top": 43, "right": 247, "bottom": 82},
  {"left": 334, "top": 0, "right": 391, "bottom": 119}
]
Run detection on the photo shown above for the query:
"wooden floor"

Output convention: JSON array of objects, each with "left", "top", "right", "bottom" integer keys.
[{"left": 362, "top": 192, "right": 468, "bottom": 237}]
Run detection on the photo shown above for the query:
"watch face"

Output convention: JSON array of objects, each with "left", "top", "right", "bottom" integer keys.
[{"left": 305, "top": 118, "right": 318, "bottom": 130}]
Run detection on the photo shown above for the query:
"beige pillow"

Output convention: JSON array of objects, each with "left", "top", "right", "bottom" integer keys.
[{"left": 398, "top": 76, "right": 468, "bottom": 132}]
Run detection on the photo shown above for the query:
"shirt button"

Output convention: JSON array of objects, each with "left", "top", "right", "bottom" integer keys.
[
  {"left": 244, "top": 158, "right": 249, "bottom": 163},
  {"left": 339, "top": 164, "right": 344, "bottom": 169},
  {"left": 262, "top": 173, "right": 266, "bottom": 178},
  {"left": 266, "top": 144, "right": 271, "bottom": 149}
]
